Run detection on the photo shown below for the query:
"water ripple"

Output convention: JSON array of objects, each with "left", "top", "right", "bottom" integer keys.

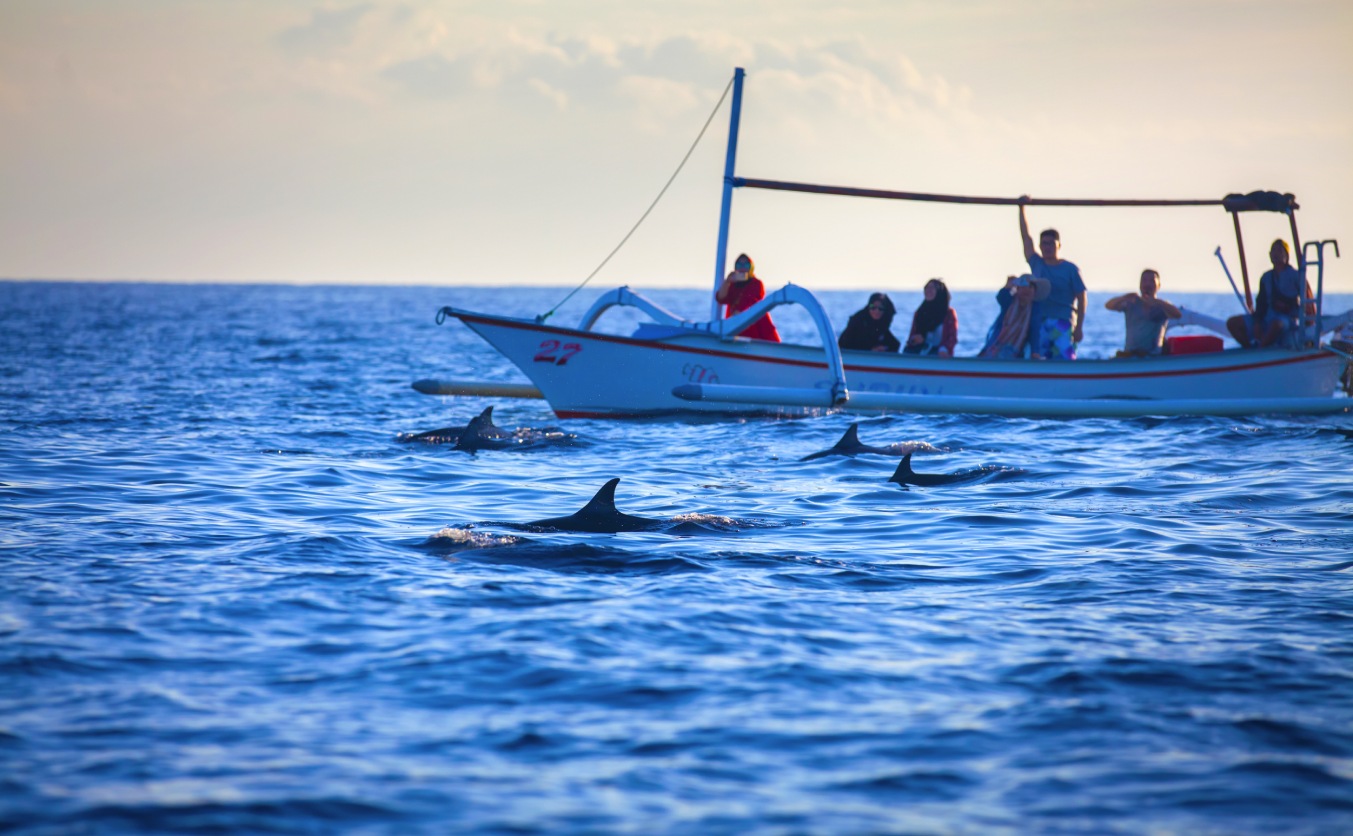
[{"left": 2, "top": 283, "right": 1351, "bottom": 833}]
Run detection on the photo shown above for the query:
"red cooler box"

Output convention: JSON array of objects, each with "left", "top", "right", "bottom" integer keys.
[{"left": 1165, "top": 335, "right": 1224, "bottom": 355}]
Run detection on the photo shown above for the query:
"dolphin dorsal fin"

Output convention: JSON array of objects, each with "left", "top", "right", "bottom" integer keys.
[
  {"left": 799, "top": 423, "right": 866, "bottom": 462},
  {"left": 577, "top": 478, "right": 622, "bottom": 515},
  {"left": 888, "top": 452, "right": 915, "bottom": 484},
  {"left": 469, "top": 406, "right": 495, "bottom": 430},
  {"left": 462, "top": 403, "right": 495, "bottom": 430},
  {"left": 454, "top": 407, "right": 499, "bottom": 450},
  {"left": 834, "top": 423, "right": 862, "bottom": 450}
]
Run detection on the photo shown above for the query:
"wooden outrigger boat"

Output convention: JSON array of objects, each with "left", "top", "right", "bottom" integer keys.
[{"left": 431, "top": 69, "right": 1350, "bottom": 419}]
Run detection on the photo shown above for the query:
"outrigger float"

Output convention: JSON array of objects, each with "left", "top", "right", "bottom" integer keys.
[{"left": 428, "top": 68, "right": 1350, "bottom": 419}]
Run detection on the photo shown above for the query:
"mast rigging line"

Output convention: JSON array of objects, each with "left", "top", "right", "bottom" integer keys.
[{"left": 537, "top": 75, "right": 737, "bottom": 323}]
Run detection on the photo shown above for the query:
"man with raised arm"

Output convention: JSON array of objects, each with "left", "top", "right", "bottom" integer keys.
[{"left": 1019, "top": 200, "right": 1087, "bottom": 360}]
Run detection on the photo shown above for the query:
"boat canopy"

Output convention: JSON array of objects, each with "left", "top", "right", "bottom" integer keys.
[
  {"left": 712, "top": 67, "right": 1311, "bottom": 321},
  {"left": 1222, "top": 191, "right": 1299, "bottom": 213}
]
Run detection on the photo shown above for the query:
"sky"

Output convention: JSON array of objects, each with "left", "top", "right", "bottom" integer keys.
[{"left": 1, "top": 0, "right": 1350, "bottom": 292}]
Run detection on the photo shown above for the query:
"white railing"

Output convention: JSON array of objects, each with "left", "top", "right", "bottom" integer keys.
[
  {"left": 576, "top": 286, "right": 687, "bottom": 331},
  {"left": 575, "top": 283, "right": 850, "bottom": 406}
]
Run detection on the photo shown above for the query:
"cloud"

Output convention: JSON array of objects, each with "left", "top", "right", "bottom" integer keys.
[
  {"left": 615, "top": 33, "right": 751, "bottom": 85},
  {"left": 372, "top": 25, "right": 970, "bottom": 130},
  {"left": 527, "top": 77, "right": 568, "bottom": 110},
  {"left": 276, "top": 4, "right": 375, "bottom": 53},
  {"left": 616, "top": 74, "right": 703, "bottom": 131},
  {"left": 380, "top": 52, "right": 476, "bottom": 98}
]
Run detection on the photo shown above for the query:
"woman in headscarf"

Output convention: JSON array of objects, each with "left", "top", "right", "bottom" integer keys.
[
  {"left": 715, "top": 253, "right": 780, "bottom": 342},
  {"left": 903, "top": 279, "right": 958, "bottom": 357},
  {"left": 980, "top": 274, "right": 1049, "bottom": 359},
  {"left": 838, "top": 292, "right": 900, "bottom": 352}
]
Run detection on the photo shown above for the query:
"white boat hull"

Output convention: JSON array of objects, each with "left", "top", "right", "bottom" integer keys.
[{"left": 448, "top": 309, "right": 1349, "bottom": 418}]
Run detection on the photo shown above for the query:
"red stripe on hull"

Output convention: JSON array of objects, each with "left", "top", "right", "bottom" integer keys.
[{"left": 454, "top": 311, "right": 1332, "bottom": 383}]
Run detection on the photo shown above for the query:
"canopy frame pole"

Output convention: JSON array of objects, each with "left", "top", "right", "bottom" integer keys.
[
  {"left": 1289, "top": 211, "right": 1304, "bottom": 275},
  {"left": 1288, "top": 209, "right": 1308, "bottom": 339},
  {"left": 1231, "top": 211, "right": 1254, "bottom": 311},
  {"left": 711, "top": 67, "right": 746, "bottom": 323},
  {"left": 732, "top": 177, "right": 1224, "bottom": 208}
]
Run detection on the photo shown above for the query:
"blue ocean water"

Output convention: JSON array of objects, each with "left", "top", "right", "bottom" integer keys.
[{"left": 2, "top": 280, "right": 1352, "bottom": 834}]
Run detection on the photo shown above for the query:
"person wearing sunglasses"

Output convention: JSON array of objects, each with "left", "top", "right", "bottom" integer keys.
[
  {"left": 838, "top": 292, "right": 901, "bottom": 352},
  {"left": 715, "top": 253, "right": 781, "bottom": 342}
]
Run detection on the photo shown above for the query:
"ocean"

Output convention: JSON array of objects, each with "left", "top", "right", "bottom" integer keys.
[{"left": 2, "top": 280, "right": 1352, "bottom": 834}]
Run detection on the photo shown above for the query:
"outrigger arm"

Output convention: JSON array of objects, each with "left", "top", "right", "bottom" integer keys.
[
  {"left": 577, "top": 286, "right": 687, "bottom": 331},
  {"left": 579, "top": 282, "right": 850, "bottom": 408},
  {"left": 715, "top": 283, "right": 850, "bottom": 406}
]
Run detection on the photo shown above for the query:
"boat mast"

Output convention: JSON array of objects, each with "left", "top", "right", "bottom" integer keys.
[{"left": 711, "top": 67, "right": 746, "bottom": 322}]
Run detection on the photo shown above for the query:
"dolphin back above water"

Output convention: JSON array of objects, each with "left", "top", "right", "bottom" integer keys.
[
  {"left": 888, "top": 453, "right": 991, "bottom": 488},
  {"left": 399, "top": 406, "right": 505, "bottom": 447},
  {"left": 527, "top": 478, "right": 668, "bottom": 533},
  {"left": 800, "top": 423, "right": 939, "bottom": 461},
  {"left": 401, "top": 406, "right": 574, "bottom": 452},
  {"left": 452, "top": 406, "right": 513, "bottom": 452}
]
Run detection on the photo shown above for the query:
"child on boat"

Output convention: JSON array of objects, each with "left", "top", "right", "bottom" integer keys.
[
  {"left": 838, "top": 292, "right": 901, "bottom": 352},
  {"left": 1104, "top": 269, "right": 1181, "bottom": 357},
  {"left": 715, "top": 253, "right": 780, "bottom": 342},
  {"left": 903, "top": 279, "right": 957, "bottom": 357}
]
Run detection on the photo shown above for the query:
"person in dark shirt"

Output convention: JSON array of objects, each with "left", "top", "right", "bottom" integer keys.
[
  {"left": 838, "top": 292, "right": 900, "bottom": 352},
  {"left": 1226, "top": 239, "right": 1305, "bottom": 347}
]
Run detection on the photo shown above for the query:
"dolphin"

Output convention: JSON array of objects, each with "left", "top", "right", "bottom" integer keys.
[
  {"left": 800, "top": 423, "right": 939, "bottom": 461},
  {"left": 399, "top": 405, "right": 501, "bottom": 446},
  {"left": 451, "top": 406, "right": 514, "bottom": 452},
  {"left": 888, "top": 453, "right": 990, "bottom": 488},
  {"left": 400, "top": 407, "right": 574, "bottom": 452},
  {"left": 400, "top": 424, "right": 466, "bottom": 445},
  {"left": 526, "top": 478, "right": 667, "bottom": 533}
]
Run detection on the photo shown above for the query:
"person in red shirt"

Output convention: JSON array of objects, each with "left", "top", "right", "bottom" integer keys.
[{"left": 715, "top": 253, "right": 781, "bottom": 342}]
